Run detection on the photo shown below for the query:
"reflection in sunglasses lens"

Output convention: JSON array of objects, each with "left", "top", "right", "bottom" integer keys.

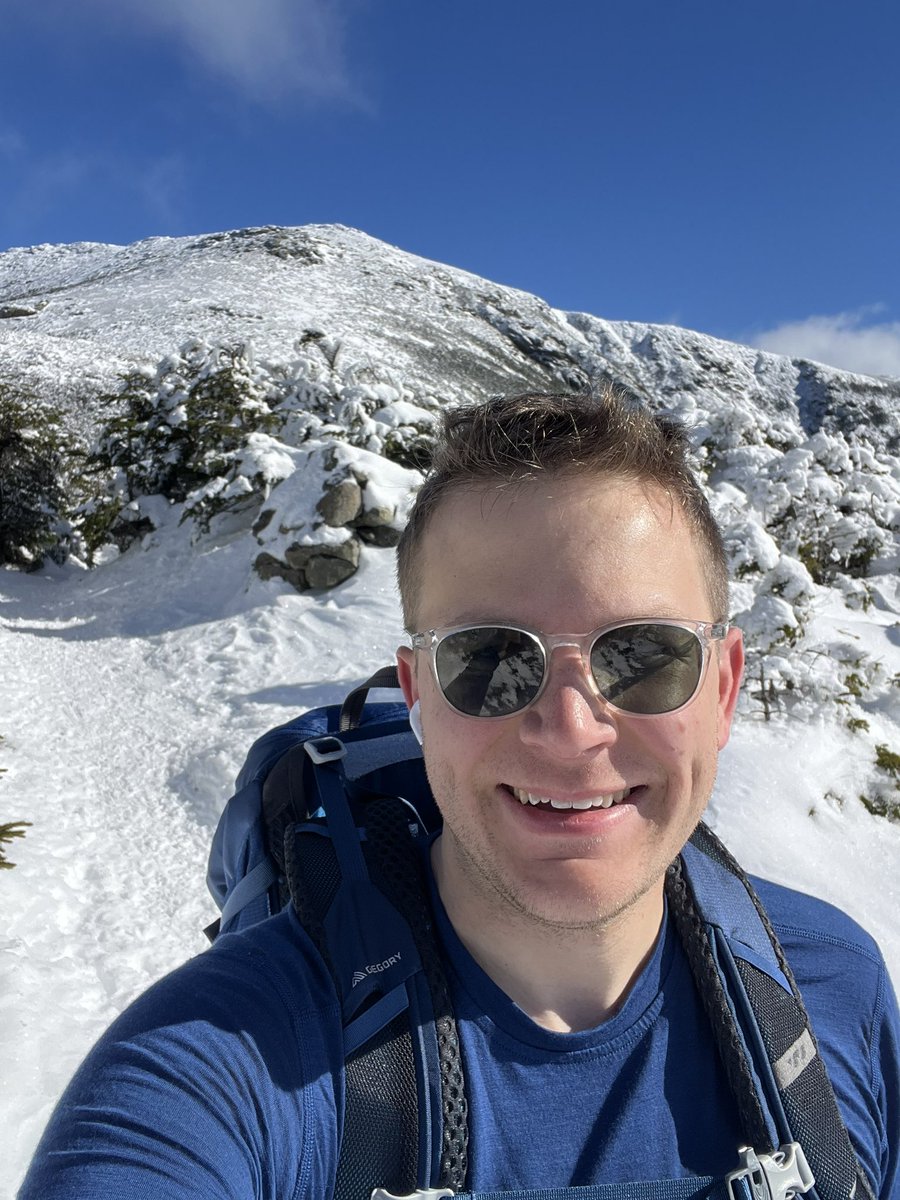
[
  {"left": 436, "top": 627, "right": 544, "bottom": 716},
  {"left": 590, "top": 624, "right": 702, "bottom": 714}
]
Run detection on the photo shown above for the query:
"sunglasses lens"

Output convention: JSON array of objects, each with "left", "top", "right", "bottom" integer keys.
[
  {"left": 435, "top": 627, "right": 544, "bottom": 717},
  {"left": 590, "top": 624, "right": 703, "bottom": 715}
]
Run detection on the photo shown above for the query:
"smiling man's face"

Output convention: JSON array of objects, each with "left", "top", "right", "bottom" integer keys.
[{"left": 397, "top": 472, "right": 744, "bottom": 935}]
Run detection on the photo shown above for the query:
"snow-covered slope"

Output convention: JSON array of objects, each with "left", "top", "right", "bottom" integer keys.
[
  {"left": 1, "top": 224, "right": 897, "bottom": 450},
  {"left": 1, "top": 225, "right": 898, "bottom": 1196}
]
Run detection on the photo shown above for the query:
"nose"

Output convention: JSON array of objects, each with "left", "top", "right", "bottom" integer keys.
[{"left": 517, "top": 648, "right": 618, "bottom": 758}]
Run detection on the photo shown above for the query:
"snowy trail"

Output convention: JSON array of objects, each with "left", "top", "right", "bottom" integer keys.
[{"left": 1, "top": 535, "right": 406, "bottom": 1194}]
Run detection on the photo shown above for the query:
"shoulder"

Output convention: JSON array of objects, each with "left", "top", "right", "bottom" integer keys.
[
  {"left": 103, "top": 906, "right": 347, "bottom": 1131},
  {"left": 749, "top": 874, "right": 894, "bottom": 1057},
  {"left": 138, "top": 905, "right": 338, "bottom": 1020},
  {"left": 751, "top": 875, "right": 889, "bottom": 992},
  {"left": 751, "top": 876, "right": 900, "bottom": 1198},
  {"left": 20, "top": 908, "right": 345, "bottom": 1200},
  {"left": 99, "top": 905, "right": 342, "bottom": 1059}
]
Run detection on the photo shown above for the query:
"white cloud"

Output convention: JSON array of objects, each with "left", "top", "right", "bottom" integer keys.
[
  {"left": 91, "top": 0, "right": 363, "bottom": 106},
  {"left": 750, "top": 309, "right": 900, "bottom": 379}
]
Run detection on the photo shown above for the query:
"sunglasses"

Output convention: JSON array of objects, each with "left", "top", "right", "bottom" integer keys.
[{"left": 410, "top": 619, "right": 730, "bottom": 719}]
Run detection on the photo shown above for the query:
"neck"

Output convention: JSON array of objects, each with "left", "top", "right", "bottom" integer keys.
[{"left": 432, "top": 838, "right": 665, "bottom": 1033}]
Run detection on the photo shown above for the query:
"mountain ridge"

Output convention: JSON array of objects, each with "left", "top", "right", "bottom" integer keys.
[{"left": 0, "top": 224, "right": 897, "bottom": 455}]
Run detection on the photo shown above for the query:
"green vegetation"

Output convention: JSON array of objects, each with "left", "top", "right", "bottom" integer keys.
[
  {"left": 0, "top": 821, "right": 31, "bottom": 870},
  {"left": 83, "top": 341, "right": 279, "bottom": 553},
  {"left": 842, "top": 673, "right": 865, "bottom": 699},
  {"left": 875, "top": 744, "right": 900, "bottom": 781},
  {"left": 859, "top": 794, "right": 900, "bottom": 821},
  {"left": 0, "top": 384, "right": 76, "bottom": 568},
  {"left": 796, "top": 531, "right": 880, "bottom": 586},
  {"left": 859, "top": 745, "right": 900, "bottom": 822}
]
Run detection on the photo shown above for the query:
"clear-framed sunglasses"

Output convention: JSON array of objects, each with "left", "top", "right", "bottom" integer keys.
[{"left": 410, "top": 618, "right": 730, "bottom": 719}]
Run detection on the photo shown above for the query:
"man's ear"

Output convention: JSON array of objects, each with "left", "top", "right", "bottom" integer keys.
[
  {"left": 716, "top": 627, "right": 744, "bottom": 749},
  {"left": 396, "top": 645, "right": 419, "bottom": 709}
]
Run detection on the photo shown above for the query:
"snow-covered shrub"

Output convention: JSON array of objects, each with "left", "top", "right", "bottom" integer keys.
[
  {"left": 703, "top": 407, "right": 899, "bottom": 724},
  {"left": 0, "top": 384, "right": 76, "bottom": 568},
  {"left": 859, "top": 744, "right": 900, "bottom": 821},
  {"left": 273, "top": 331, "right": 439, "bottom": 467},
  {"left": 737, "top": 432, "right": 894, "bottom": 585},
  {"left": 84, "top": 340, "right": 280, "bottom": 552},
  {"left": 75, "top": 331, "right": 437, "bottom": 562}
]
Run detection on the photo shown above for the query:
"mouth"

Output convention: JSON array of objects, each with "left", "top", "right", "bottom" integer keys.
[{"left": 510, "top": 785, "right": 632, "bottom": 811}]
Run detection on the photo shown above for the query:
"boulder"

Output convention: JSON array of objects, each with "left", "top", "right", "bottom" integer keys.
[{"left": 317, "top": 476, "right": 362, "bottom": 526}]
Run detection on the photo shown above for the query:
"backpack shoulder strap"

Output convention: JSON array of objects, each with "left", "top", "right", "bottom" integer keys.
[
  {"left": 667, "top": 822, "right": 875, "bottom": 1200},
  {"left": 276, "top": 688, "right": 468, "bottom": 1198}
]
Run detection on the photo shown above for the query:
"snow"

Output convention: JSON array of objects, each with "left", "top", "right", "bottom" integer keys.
[
  {"left": 4, "top": 528, "right": 899, "bottom": 1195},
  {"left": 1, "top": 222, "right": 898, "bottom": 1195},
  {"left": 1, "top": 528, "right": 408, "bottom": 1195}
]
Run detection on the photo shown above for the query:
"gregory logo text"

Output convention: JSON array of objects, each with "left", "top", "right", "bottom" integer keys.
[{"left": 351, "top": 952, "right": 402, "bottom": 987}]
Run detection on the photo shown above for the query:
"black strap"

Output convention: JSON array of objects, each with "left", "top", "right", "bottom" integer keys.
[{"left": 340, "top": 665, "right": 401, "bottom": 732}]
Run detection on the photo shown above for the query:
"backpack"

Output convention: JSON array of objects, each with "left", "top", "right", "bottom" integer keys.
[{"left": 207, "top": 668, "right": 875, "bottom": 1200}]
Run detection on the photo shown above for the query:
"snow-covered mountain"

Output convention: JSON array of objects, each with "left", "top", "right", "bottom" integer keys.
[
  {"left": 1, "top": 223, "right": 898, "bottom": 450},
  {"left": 1, "top": 225, "right": 898, "bottom": 1196}
]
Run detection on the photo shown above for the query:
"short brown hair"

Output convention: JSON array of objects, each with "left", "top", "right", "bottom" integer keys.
[{"left": 396, "top": 385, "right": 728, "bottom": 627}]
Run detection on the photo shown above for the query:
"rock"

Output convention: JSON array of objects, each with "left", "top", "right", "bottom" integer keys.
[
  {"left": 306, "top": 546, "right": 360, "bottom": 588},
  {"left": 0, "top": 304, "right": 39, "bottom": 318},
  {"left": 277, "top": 536, "right": 361, "bottom": 589},
  {"left": 317, "top": 477, "right": 362, "bottom": 526},
  {"left": 356, "top": 523, "right": 401, "bottom": 547},
  {"left": 252, "top": 507, "right": 275, "bottom": 536},
  {"left": 254, "top": 551, "right": 305, "bottom": 589}
]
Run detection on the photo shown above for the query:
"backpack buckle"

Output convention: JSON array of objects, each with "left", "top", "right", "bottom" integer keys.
[
  {"left": 370, "top": 1191, "right": 454, "bottom": 1200},
  {"left": 305, "top": 736, "right": 347, "bottom": 765},
  {"left": 726, "top": 1144, "right": 815, "bottom": 1200}
]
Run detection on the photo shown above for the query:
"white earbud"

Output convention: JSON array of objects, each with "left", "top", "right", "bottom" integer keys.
[{"left": 408, "top": 699, "right": 424, "bottom": 746}]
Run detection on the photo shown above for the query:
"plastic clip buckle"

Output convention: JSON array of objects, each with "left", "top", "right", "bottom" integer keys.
[
  {"left": 370, "top": 1190, "right": 454, "bottom": 1200},
  {"left": 726, "top": 1143, "right": 815, "bottom": 1200},
  {"left": 304, "top": 736, "right": 347, "bottom": 765}
]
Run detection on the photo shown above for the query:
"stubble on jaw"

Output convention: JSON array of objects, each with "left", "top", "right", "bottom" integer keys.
[
  {"left": 427, "top": 772, "right": 661, "bottom": 943},
  {"left": 424, "top": 731, "right": 723, "bottom": 945}
]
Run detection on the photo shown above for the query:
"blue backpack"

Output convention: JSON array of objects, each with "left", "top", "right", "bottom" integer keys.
[{"left": 207, "top": 668, "right": 874, "bottom": 1200}]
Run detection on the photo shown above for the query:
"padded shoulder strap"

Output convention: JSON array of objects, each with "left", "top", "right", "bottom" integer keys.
[
  {"left": 667, "top": 823, "right": 875, "bottom": 1200},
  {"left": 283, "top": 738, "right": 468, "bottom": 1199}
]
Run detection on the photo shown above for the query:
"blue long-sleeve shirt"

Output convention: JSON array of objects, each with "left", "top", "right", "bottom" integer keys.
[{"left": 19, "top": 876, "right": 900, "bottom": 1199}]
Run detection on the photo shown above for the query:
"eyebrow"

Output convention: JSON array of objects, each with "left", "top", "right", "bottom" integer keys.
[{"left": 416, "top": 610, "right": 701, "bottom": 632}]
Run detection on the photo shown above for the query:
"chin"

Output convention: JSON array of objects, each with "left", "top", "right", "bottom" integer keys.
[{"left": 498, "top": 865, "right": 663, "bottom": 933}]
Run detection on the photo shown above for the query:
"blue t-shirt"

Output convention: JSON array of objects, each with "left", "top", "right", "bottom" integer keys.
[{"left": 19, "top": 876, "right": 900, "bottom": 1199}]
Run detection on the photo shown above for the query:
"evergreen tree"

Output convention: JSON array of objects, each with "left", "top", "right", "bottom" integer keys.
[
  {"left": 0, "top": 385, "right": 73, "bottom": 568},
  {"left": 84, "top": 339, "right": 279, "bottom": 552}
]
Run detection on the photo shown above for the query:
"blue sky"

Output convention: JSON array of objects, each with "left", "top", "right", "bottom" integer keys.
[{"left": 2, "top": 0, "right": 900, "bottom": 375}]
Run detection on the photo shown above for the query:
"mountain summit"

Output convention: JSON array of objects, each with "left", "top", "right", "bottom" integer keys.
[{"left": 0, "top": 223, "right": 897, "bottom": 452}]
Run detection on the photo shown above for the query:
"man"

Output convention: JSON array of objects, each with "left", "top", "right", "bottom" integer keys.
[{"left": 20, "top": 388, "right": 899, "bottom": 1198}]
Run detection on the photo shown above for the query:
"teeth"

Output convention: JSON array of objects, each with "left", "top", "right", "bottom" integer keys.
[{"left": 513, "top": 787, "right": 630, "bottom": 810}]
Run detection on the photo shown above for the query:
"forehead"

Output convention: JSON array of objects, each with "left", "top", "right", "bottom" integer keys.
[{"left": 416, "top": 473, "right": 712, "bottom": 629}]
